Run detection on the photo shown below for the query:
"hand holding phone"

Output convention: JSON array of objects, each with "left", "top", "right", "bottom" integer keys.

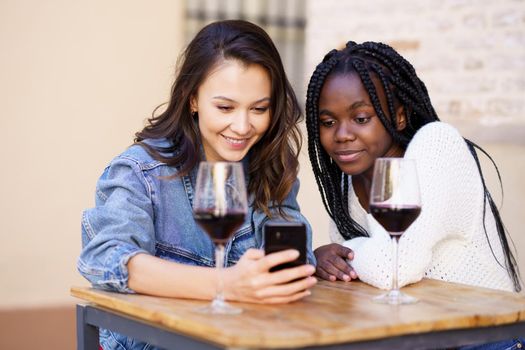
[{"left": 264, "top": 220, "right": 307, "bottom": 272}]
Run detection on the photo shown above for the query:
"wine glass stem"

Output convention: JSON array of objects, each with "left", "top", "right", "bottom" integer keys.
[
  {"left": 391, "top": 235, "right": 400, "bottom": 292},
  {"left": 215, "top": 244, "right": 225, "bottom": 302}
]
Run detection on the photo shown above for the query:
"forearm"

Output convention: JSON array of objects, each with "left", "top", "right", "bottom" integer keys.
[
  {"left": 346, "top": 226, "right": 434, "bottom": 289},
  {"left": 127, "top": 253, "right": 218, "bottom": 300},
  {"left": 344, "top": 236, "right": 394, "bottom": 289}
]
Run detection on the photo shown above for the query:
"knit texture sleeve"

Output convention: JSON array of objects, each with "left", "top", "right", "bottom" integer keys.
[{"left": 344, "top": 122, "right": 484, "bottom": 290}]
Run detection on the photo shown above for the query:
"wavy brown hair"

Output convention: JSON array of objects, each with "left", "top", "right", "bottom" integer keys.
[{"left": 135, "top": 20, "right": 302, "bottom": 216}]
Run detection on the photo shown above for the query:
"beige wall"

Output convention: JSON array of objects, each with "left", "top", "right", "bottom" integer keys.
[
  {"left": 0, "top": 1, "right": 185, "bottom": 307},
  {"left": 301, "top": 0, "right": 525, "bottom": 276}
]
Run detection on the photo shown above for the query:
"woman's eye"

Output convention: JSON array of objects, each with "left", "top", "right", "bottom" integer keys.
[
  {"left": 320, "top": 120, "right": 335, "bottom": 127},
  {"left": 355, "top": 116, "right": 371, "bottom": 124},
  {"left": 253, "top": 106, "right": 269, "bottom": 113},
  {"left": 217, "top": 105, "right": 233, "bottom": 112}
]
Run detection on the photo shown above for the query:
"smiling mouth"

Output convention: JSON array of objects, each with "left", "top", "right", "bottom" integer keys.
[
  {"left": 222, "top": 135, "right": 249, "bottom": 147},
  {"left": 334, "top": 150, "right": 363, "bottom": 162}
]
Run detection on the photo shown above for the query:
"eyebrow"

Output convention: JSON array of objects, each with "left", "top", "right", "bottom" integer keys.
[
  {"left": 319, "top": 100, "right": 372, "bottom": 116},
  {"left": 212, "top": 96, "right": 271, "bottom": 104}
]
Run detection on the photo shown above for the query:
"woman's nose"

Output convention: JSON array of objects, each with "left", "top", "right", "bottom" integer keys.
[
  {"left": 335, "top": 123, "right": 357, "bottom": 142},
  {"left": 229, "top": 112, "right": 251, "bottom": 135}
]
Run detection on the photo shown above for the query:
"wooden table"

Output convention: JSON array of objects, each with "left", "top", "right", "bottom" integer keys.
[{"left": 72, "top": 279, "right": 525, "bottom": 349}]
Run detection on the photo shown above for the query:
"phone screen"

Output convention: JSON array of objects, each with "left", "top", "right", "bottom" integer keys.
[{"left": 264, "top": 221, "right": 307, "bottom": 272}]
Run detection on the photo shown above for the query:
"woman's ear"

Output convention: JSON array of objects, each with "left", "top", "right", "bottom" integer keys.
[
  {"left": 190, "top": 95, "right": 197, "bottom": 114},
  {"left": 396, "top": 106, "right": 407, "bottom": 131}
]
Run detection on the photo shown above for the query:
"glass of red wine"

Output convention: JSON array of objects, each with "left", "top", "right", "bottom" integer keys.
[
  {"left": 369, "top": 158, "right": 421, "bottom": 305},
  {"left": 193, "top": 161, "right": 247, "bottom": 314}
]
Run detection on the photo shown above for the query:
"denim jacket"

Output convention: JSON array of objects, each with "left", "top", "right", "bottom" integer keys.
[{"left": 78, "top": 139, "right": 315, "bottom": 350}]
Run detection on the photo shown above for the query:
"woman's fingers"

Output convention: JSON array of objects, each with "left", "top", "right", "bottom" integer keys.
[
  {"left": 232, "top": 248, "right": 318, "bottom": 304},
  {"left": 315, "top": 265, "right": 336, "bottom": 281},
  {"left": 327, "top": 249, "right": 357, "bottom": 280},
  {"left": 242, "top": 248, "right": 265, "bottom": 260},
  {"left": 316, "top": 254, "right": 354, "bottom": 281},
  {"left": 313, "top": 243, "right": 356, "bottom": 281},
  {"left": 247, "top": 289, "right": 312, "bottom": 304},
  {"left": 314, "top": 243, "right": 353, "bottom": 260},
  {"left": 332, "top": 244, "right": 354, "bottom": 260},
  {"left": 328, "top": 255, "right": 354, "bottom": 279},
  {"left": 258, "top": 249, "right": 300, "bottom": 272},
  {"left": 253, "top": 276, "right": 317, "bottom": 300},
  {"left": 250, "top": 264, "right": 315, "bottom": 288},
  {"left": 323, "top": 261, "right": 351, "bottom": 281}
]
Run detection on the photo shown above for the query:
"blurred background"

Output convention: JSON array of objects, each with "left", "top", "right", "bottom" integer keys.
[{"left": 1, "top": 0, "right": 524, "bottom": 348}]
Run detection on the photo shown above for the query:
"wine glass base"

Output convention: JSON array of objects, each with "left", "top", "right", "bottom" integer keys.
[
  {"left": 195, "top": 298, "right": 242, "bottom": 315},
  {"left": 373, "top": 289, "right": 418, "bottom": 305}
]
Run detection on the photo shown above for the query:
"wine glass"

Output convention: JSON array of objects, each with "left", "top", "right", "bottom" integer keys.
[
  {"left": 369, "top": 158, "right": 421, "bottom": 305},
  {"left": 193, "top": 161, "right": 248, "bottom": 314}
]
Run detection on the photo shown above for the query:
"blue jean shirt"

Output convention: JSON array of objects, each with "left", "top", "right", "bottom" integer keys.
[{"left": 78, "top": 139, "right": 315, "bottom": 350}]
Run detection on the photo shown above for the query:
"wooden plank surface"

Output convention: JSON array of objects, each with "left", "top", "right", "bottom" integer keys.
[{"left": 71, "top": 279, "right": 525, "bottom": 349}]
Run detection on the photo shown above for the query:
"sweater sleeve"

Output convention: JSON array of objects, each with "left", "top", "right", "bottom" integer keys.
[{"left": 341, "top": 122, "right": 483, "bottom": 289}]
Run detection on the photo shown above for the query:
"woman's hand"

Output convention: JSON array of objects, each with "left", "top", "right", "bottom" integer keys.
[
  {"left": 314, "top": 243, "right": 357, "bottom": 282},
  {"left": 223, "top": 248, "right": 317, "bottom": 304}
]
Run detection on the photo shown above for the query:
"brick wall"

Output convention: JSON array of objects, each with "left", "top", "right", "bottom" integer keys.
[{"left": 305, "top": 0, "right": 525, "bottom": 143}]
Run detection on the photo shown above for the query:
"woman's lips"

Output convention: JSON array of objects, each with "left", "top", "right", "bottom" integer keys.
[
  {"left": 222, "top": 135, "right": 249, "bottom": 150},
  {"left": 334, "top": 150, "right": 363, "bottom": 162}
]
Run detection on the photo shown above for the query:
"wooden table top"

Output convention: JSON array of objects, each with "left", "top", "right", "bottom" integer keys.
[{"left": 71, "top": 279, "right": 525, "bottom": 349}]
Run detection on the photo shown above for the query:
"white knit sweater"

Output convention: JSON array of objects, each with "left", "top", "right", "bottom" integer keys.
[{"left": 329, "top": 122, "right": 515, "bottom": 292}]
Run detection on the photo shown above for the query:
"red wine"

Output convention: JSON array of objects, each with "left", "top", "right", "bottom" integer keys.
[
  {"left": 370, "top": 204, "right": 421, "bottom": 236},
  {"left": 194, "top": 211, "right": 245, "bottom": 244}
]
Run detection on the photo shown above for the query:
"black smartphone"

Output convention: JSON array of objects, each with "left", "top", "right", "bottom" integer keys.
[{"left": 264, "top": 220, "right": 307, "bottom": 272}]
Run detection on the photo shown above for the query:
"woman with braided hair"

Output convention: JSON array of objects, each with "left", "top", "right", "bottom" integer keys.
[{"left": 306, "top": 41, "right": 521, "bottom": 297}]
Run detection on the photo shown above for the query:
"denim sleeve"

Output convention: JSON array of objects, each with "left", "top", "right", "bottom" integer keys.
[
  {"left": 252, "top": 179, "right": 316, "bottom": 265},
  {"left": 77, "top": 156, "right": 155, "bottom": 293}
]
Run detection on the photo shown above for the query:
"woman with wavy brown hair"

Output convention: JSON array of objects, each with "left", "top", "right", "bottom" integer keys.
[{"left": 78, "top": 20, "right": 316, "bottom": 350}]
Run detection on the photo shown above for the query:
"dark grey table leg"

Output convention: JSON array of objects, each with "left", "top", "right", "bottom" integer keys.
[
  {"left": 76, "top": 304, "right": 222, "bottom": 350},
  {"left": 77, "top": 304, "right": 100, "bottom": 350}
]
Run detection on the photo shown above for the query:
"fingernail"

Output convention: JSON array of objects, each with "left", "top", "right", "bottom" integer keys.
[
  {"left": 348, "top": 252, "right": 354, "bottom": 259},
  {"left": 306, "top": 265, "right": 315, "bottom": 274},
  {"left": 289, "top": 250, "right": 300, "bottom": 258},
  {"left": 343, "top": 275, "right": 350, "bottom": 281}
]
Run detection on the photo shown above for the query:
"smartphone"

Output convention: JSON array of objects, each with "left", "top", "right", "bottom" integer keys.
[{"left": 264, "top": 220, "right": 307, "bottom": 272}]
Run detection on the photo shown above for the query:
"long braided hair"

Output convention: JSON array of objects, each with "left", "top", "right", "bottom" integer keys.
[{"left": 306, "top": 41, "right": 521, "bottom": 291}]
